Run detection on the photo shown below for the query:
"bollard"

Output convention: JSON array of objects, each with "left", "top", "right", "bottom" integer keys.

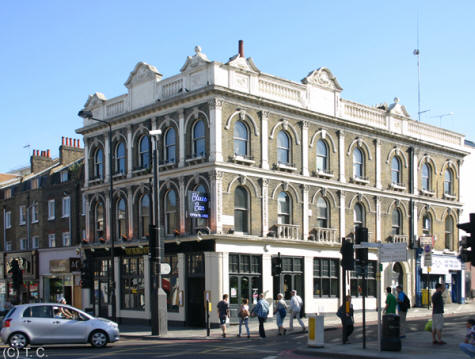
[{"left": 307, "top": 314, "right": 324, "bottom": 348}]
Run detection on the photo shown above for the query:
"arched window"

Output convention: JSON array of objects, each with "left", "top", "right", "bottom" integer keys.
[
  {"left": 139, "top": 135, "right": 150, "bottom": 169},
  {"left": 444, "top": 169, "right": 453, "bottom": 195},
  {"left": 392, "top": 208, "right": 401, "bottom": 235},
  {"left": 422, "top": 163, "right": 431, "bottom": 191},
  {"left": 165, "top": 128, "right": 176, "bottom": 163},
  {"left": 316, "top": 140, "right": 328, "bottom": 172},
  {"left": 316, "top": 197, "right": 328, "bottom": 228},
  {"left": 193, "top": 120, "right": 205, "bottom": 157},
  {"left": 391, "top": 157, "right": 401, "bottom": 184},
  {"left": 353, "top": 148, "right": 364, "bottom": 179},
  {"left": 277, "top": 192, "right": 291, "bottom": 224},
  {"left": 165, "top": 190, "right": 178, "bottom": 235},
  {"left": 117, "top": 198, "right": 127, "bottom": 240},
  {"left": 354, "top": 203, "right": 365, "bottom": 229},
  {"left": 422, "top": 214, "right": 432, "bottom": 236},
  {"left": 95, "top": 201, "right": 104, "bottom": 241},
  {"left": 277, "top": 131, "right": 290, "bottom": 164},
  {"left": 234, "top": 186, "right": 249, "bottom": 233},
  {"left": 233, "top": 121, "right": 249, "bottom": 157},
  {"left": 94, "top": 148, "right": 104, "bottom": 179},
  {"left": 139, "top": 194, "right": 150, "bottom": 240},
  {"left": 445, "top": 216, "right": 453, "bottom": 250},
  {"left": 116, "top": 142, "right": 126, "bottom": 174}
]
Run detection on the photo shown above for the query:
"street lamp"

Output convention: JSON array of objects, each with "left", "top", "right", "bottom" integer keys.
[
  {"left": 78, "top": 110, "right": 116, "bottom": 322},
  {"left": 149, "top": 128, "right": 168, "bottom": 336}
]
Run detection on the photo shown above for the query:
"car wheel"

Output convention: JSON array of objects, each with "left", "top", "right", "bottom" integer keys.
[
  {"left": 89, "top": 330, "right": 108, "bottom": 348},
  {"left": 8, "top": 332, "right": 28, "bottom": 349}
]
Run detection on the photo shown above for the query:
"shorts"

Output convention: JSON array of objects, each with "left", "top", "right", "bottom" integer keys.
[
  {"left": 219, "top": 316, "right": 227, "bottom": 325},
  {"left": 432, "top": 313, "right": 444, "bottom": 331},
  {"left": 276, "top": 313, "right": 284, "bottom": 327}
]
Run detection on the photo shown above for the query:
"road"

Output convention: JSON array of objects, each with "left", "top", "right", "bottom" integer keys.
[{"left": 0, "top": 315, "right": 467, "bottom": 359}]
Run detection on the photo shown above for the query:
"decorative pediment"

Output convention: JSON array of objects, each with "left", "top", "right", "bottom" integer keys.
[
  {"left": 84, "top": 92, "right": 107, "bottom": 110},
  {"left": 180, "top": 46, "right": 211, "bottom": 72},
  {"left": 226, "top": 54, "right": 260, "bottom": 73},
  {"left": 301, "top": 67, "right": 342, "bottom": 91},
  {"left": 124, "top": 62, "right": 162, "bottom": 88},
  {"left": 387, "top": 97, "right": 411, "bottom": 118}
]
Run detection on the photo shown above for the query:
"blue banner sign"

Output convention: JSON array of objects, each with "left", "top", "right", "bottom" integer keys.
[{"left": 188, "top": 191, "right": 209, "bottom": 218}]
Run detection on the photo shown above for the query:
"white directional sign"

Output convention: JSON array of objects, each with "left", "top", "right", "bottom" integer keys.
[
  {"left": 424, "top": 252, "right": 432, "bottom": 267},
  {"left": 380, "top": 243, "right": 407, "bottom": 262},
  {"left": 160, "top": 263, "right": 171, "bottom": 275}
]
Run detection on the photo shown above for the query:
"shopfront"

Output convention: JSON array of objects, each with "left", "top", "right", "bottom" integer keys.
[{"left": 421, "top": 253, "right": 462, "bottom": 303}]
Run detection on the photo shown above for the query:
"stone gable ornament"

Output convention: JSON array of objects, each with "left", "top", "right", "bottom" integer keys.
[
  {"left": 180, "top": 46, "right": 211, "bottom": 72},
  {"left": 301, "top": 67, "right": 343, "bottom": 91}
]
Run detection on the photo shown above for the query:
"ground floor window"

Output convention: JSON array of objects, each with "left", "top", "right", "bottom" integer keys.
[
  {"left": 350, "top": 261, "right": 377, "bottom": 297},
  {"left": 421, "top": 274, "right": 444, "bottom": 289},
  {"left": 313, "top": 258, "right": 339, "bottom": 297},
  {"left": 120, "top": 256, "right": 145, "bottom": 310},
  {"left": 229, "top": 254, "right": 262, "bottom": 306},
  {"left": 163, "top": 255, "right": 179, "bottom": 312},
  {"left": 273, "top": 256, "right": 304, "bottom": 300}
]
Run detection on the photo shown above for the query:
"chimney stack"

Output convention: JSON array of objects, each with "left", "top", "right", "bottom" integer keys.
[{"left": 239, "top": 40, "right": 244, "bottom": 58}]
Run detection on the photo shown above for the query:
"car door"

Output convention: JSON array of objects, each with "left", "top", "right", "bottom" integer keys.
[
  {"left": 50, "top": 306, "right": 90, "bottom": 343},
  {"left": 22, "top": 305, "right": 55, "bottom": 344}
]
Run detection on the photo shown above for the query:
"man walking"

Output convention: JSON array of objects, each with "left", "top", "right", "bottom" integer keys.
[
  {"left": 396, "top": 286, "right": 409, "bottom": 338},
  {"left": 217, "top": 294, "right": 230, "bottom": 338},
  {"left": 289, "top": 290, "right": 305, "bottom": 332},
  {"left": 337, "top": 295, "right": 354, "bottom": 344},
  {"left": 432, "top": 283, "right": 446, "bottom": 345},
  {"left": 384, "top": 287, "right": 397, "bottom": 314},
  {"left": 252, "top": 293, "right": 269, "bottom": 338}
]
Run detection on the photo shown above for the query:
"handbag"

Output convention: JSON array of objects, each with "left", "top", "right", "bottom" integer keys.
[{"left": 424, "top": 319, "right": 432, "bottom": 332}]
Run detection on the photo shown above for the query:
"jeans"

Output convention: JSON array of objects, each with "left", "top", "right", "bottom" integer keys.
[
  {"left": 399, "top": 310, "right": 407, "bottom": 336},
  {"left": 239, "top": 317, "right": 250, "bottom": 336},
  {"left": 460, "top": 343, "right": 475, "bottom": 358},
  {"left": 258, "top": 316, "right": 266, "bottom": 337},
  {"left": 290, "top": 311, "right": 305, "bottom": 330}
]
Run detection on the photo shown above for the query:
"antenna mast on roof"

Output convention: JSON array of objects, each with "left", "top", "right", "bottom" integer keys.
[{"left": 413, "top": 14, "right": 422, "bottom": 122}]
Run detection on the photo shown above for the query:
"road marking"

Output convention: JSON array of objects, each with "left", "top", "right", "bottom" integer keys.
[{"left": 262, "top": 356, "right": 278, "bottom": 359}]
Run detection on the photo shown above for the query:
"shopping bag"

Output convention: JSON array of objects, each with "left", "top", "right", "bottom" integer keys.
[{"left": 424, "top": 319, "right": 432, "bottom": 332}]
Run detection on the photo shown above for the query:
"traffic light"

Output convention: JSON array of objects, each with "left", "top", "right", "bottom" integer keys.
[
  {"left": 149, "top": 225, "right": 158, "bottom": 260},
  {"left": 272, "top": 254, "right": 282, "bottom": 276},
  {"left": 459, "top": 236, "right": 471, "bottom": 263},
  {"left": 340, "top": 239, "right": 354, "bottom": 270},
  {"left": 457, "top": 213, "right": 475, "bottom": 265},
  {"left": 80, "top": 261, "right": 93, "bottom": 288},
  {"left": 8, "top": 260, "right": 23, "bottom": 290},
  {"left": 355, "top": 227, "right": 368, "bottom": 266}
]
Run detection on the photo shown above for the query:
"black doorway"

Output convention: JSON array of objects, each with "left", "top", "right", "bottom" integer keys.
[{"left": 186, "top": 253, "right": 205, "bottom": 327}]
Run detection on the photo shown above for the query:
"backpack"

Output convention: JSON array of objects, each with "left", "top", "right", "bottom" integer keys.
[
  {"left": 403, "top": 294, "right": 411, "bottom": 310},
  {"left": 278, "top": 306, "right": 286, "bottom": 319}
]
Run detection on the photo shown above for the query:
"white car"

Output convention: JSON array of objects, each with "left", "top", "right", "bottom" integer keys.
[{"left": 1, "top": 303, "right": 119, "bottom": 349}]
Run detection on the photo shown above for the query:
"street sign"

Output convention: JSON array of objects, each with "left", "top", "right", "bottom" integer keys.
[
  {"left": 424, "top": 252, "right": 432, "bottom": 267},
  {"left": 380, "top": 243, "right": 407, "bottom": 262}
]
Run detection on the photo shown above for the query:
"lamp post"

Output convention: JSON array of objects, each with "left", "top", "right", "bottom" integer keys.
[
  {"left": 149, "top": 129, "right": 168, "bottom": 336},
  {"left": 78, "top": 110, "right": 116, "bottom": 322}
]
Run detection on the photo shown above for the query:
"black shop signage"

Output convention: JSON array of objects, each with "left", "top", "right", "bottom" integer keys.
[{"left": 187, "top": 191, "right": 209, "bottom": 219}]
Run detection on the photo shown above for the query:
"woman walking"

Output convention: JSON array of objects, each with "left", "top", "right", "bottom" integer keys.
[
  {"left": 274, "top": 293, "right": 287, "bottom": 336},
  {"left": 237, "top": 298, "right": 250, "bottom": 338}
]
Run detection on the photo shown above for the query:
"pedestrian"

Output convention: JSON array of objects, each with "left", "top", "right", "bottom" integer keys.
[
  {"left": 396, "top": 285, "right": 409, "bottom": 338},
  {"left": 337, "top": 295, "right": 354, "bottom": 344},
  {"left": 251, "top": 293, "right": 269, "bottom": 338},
  {"left": 431, "top": 283, "right": 446, "bottom": 345},
  {"left": 217, "top": 294, "right": 230, "bottom": 338},
  {"left": 459, "top": 318, "right": 475, "bottom": 358},
  {"left": 274, "top": 293, "right": 287, "bottom": 336},
  {"left": 384, "top": 287, "right": 397, "bottom": 314},
  {"left": 289, "top": 289, "right": 305, "bottom": 332},
  {"left": 237, "top": 298, "right": 250, "bottom": 338}
]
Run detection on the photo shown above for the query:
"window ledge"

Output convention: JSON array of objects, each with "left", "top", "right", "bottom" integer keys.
[
  {"left": 159, "top": 161, "right": 176, "bottom": 170},
  {"left": 31, "top": 220, "right": 39, "bottom": 224},
  {"left": 132, "top": 168, "right": 149, "bottom": 175},
  {"left": 89, "top": 178, "right": 103, "bottom": 185},
  {"left": 351, "top": 176, "right": 370, "bottom": 185},
  {"left": 186, "top": 155, "right": 207, "bottom": 164},
  {"left": 443, "top": 193, "right": 456, "bottom": 200},
  {"left": 231, "top": 155, "right": 255, "bottom": 165},
  {"left": 313, "top": 170, "right": 334, "bottom": 178},
  {"left": 390, "top": 183, "right": 406, "bottom": 191},
  {"left": 276, "top": 163, "right": 297, "bottom": 172},
  {"left": 48, "top": 217, "right": 55, "bottom": 221},
  {"left": 420, "top": 189, "right": 435, "bottom": 197},
  {"left": 113, "top": 172, "right": 126, "bottom": 179}
]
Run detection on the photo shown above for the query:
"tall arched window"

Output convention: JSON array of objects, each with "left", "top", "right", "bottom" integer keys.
[
  {"left": 165, "top": 190, "right": 178, "bottom": 235},
  {"left": 316, "top": 140, "right": 328, "bottom": 172},
  {"left": 94, "top": 148, "right": 104, "bottom": 179},
  {"left": 444, "top": 169, "right": 453, "bottom": 195},
  {"left": 139, "top": 194, "right": 150, "bottom": 240},
  {"left": 116, "top": 142, "right": 126, "bottom": 174},
  {"left": 117, "top": 198, "right": 127, "bottom": 240},
  {"left": 445, "top": 216, "right": 453, "bottom": 250},
  {"left": 95, "top": 201, "right": 104, "bottom": 241},
  {"left": 193, "top": 120, "right": 205, "bottom": 157},
  {"left": 392, "top": 208, "right": 401, "bottom": 235},
  {"left": 165, "top": 128, "right": 176, "bottom": 163},
  {"left": 233, "top": 121, "right": 249, "bottom": 157},
  {"left": 316, "top": 197, "right": 328, "bottom": 228},
  {"left": 354, "top": 203, "right": 365, "bottom": 229},
  {"left": 353, "top": 148, "right": 364, "bottom": 178},
  {"left": 391, "top": 157, "right": 401, "bottom": 184},
  {"left": 422, "top": 214, "right": 432, "bottom": 236},
  {"left": 234, "top": 186, "right": 249, "bottom": 233},
  {"left": 422, "top": 163, "right": 431, "bottom": 191},
  {"left": 277, "top": 192, "right": 291, "bottom": 224},
  {"left": 139, "top": 135, "right": 150, "bottom": 168},
  {"left": 277, "top": 131, "right": 290, "bottom": 164}
]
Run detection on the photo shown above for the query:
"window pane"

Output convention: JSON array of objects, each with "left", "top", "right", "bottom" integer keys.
[
  {"left": 229, "top": 255, "right": 239, "bottom": 273},
  {"left": 316, "top": 140, "right": 328, "bottom": 171},
  {"left": 234, "top": 121, "right": 248, "bottom": 156},
  {"left": 229, "top": 276, "right": 238, "bottom": 304},
  {"left": 277, "top": 131, "right": 290, "bottom": 164}
]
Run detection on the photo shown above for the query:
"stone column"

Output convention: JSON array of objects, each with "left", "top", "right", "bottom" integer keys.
[
  {"left": 375, "top": 139, "right": 382, "bottom": 189},
  {"left": 261, "top": 178, "right": 269, "bottom": 236},
  {"left": 209, "top": 99, "right": 223, "bottom": 162},
  {"left": 85, "top": 194, "right": 90, "bottom": 242},
  {"left": 84, "top": 138, "right": 89, "bottom": 187},
  {"left": 210, "top": 171, "right": 223, "bottom": 234},
  {"left": 375, "top": 196, "right": 381, "bottom": 242},
  {"left": 338, "top": 130, "right": 346, "bottom": 183},
  {"left": 302, "top": 185, "right": 309, "bottom": 240},
  {"left": 127, "top": 125, "right": 133, "bottom": 178},
  {"left": 178, "top": 110, "right": 185, "bottom": 168},
  {"left": 105, "top": 133, "right": 111, "bottom": 183},
  {"left": 301, "top": 121, "right": 309, "bottom": 176},
  {"left": 105, "top": 193, "right": 111, "bottom": 241},
  {"left": 260, "top": 111, "right": 269, "bottom": 170},
  {"left": 339, "top": 190, "right": 346, "bottom": 239},
  {"left": 127, "top": 187, "right": 133, "bottom": 240},
  {"left": 179, "top": 177, "right": 185, "bottom": 233}
]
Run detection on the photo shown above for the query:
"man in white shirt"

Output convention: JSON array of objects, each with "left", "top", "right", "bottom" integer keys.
[{"left": 289, "top": 290, "right": 306, "bottom": 332}]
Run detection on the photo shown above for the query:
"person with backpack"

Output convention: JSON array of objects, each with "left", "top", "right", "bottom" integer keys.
[
  {"left": 396, "top": 285, "right": 410, "bottom": 338},
  {"left": 274, "top": 293, "right": 287, "bottom": 336},
  {"left": 217, "top": 294, "right": 230, "bottom": 338},
  {"left": 337, "top": 295, "right": 354, "bottom": 344},
  {"left": 251, "top": 293, "right": 269, "bottom": 338},
  {"left": 237, "top": 298, "right": 250, "bottom": 338},
  {"left": 289, "top": 290, "right": 306, "bottom": 332}
]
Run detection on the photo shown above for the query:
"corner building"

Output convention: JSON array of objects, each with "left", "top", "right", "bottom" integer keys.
[{"left": 76, "top": 44, "right": 467, "bottom": 326}]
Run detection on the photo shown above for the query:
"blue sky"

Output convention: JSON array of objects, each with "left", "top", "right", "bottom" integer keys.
[{"left": 1, "top": 1, "right": 473, "bottom": 173}]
